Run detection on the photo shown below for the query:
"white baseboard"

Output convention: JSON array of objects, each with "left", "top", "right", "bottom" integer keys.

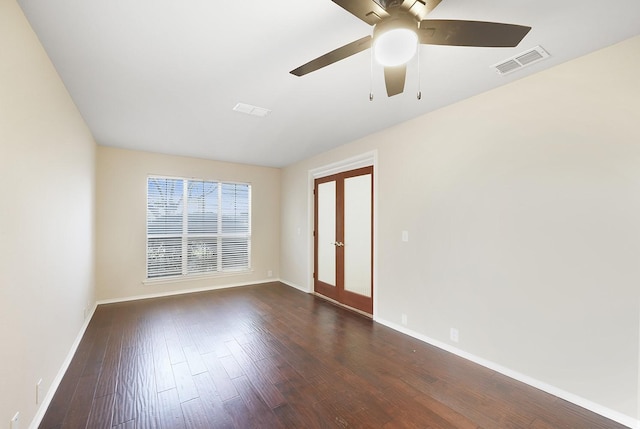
[
  {"left": 279, "top": 278, "right": 311, "bottom": 293},
  {"left": 29, "top": 303, "right": 98, "bottom": 429},
  {"left": 96, "top": 278, "right": 277, "bottom": 305},
  {"left": 374, "top": 317, "right": 639, "bottom": 429}
]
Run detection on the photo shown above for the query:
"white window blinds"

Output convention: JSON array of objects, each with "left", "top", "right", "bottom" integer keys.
[{"left": 147, "top": 177, "right": 251, "bottom": 279}]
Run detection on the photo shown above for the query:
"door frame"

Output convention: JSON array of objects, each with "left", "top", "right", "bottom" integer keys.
[{"left": 307, "top": 150, "right": 378, "bottom": 316}]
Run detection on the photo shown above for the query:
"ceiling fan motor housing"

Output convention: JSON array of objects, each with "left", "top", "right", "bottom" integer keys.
[
  {"left": 373, "top": 11, "right": 418, "bottom": 40},
  {"left": 373, "top": 11, "right": 420, "bottom": 67}
]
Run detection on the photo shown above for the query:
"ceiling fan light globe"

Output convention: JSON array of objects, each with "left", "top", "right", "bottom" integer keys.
[{"left": 374, "top": 28, "right": 418, "bottom": 67}]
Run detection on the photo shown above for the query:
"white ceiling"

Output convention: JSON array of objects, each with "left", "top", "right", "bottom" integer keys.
[{"left": 17, "top": 0, "right": 640, "bottom": 168}]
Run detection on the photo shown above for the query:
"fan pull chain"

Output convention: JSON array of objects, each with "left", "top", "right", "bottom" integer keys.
[
  {"left": 369, "top": 45, "right": 374, "bottom": 101},
  {"left": 417, "top": 48, "right": 422, "bottom": 100}
]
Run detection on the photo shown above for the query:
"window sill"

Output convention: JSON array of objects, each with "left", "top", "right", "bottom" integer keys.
[{"left": 142, "top": 269, "right": 254, "bottom": 286}]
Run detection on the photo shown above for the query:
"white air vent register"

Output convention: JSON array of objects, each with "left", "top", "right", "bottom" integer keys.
[{"left": 492, "top": 46, "right": 550, "bottom": 75}]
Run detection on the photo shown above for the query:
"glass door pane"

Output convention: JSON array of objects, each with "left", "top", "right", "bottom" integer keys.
[
  {"left": 317, "top": 181, "right": 336, "bottom": 287},
  {"left": 343, "top": 173, "right": 372, "bottom": 297}
]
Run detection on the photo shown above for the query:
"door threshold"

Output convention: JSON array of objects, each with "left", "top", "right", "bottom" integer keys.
[{"left": 313, "top": 293, "right": 373, "bottom": 319}]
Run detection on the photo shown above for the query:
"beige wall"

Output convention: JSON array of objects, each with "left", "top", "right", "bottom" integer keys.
[
  {"left": 281, "top": 36, "right": 640, "bottom": 424},
  {"left": 0, "top": 0, "right": 96, "bottom": 425},
  {"left": 96, "top": 146, "right": 280, "bottom": 301},
  {"left": 3, "top": 0, "right": 638, "bottom": 423}
]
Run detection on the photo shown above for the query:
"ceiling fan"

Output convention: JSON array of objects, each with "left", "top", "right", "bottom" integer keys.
[{"left": 290, "top": 0, "right": 531, "bottom": 97}]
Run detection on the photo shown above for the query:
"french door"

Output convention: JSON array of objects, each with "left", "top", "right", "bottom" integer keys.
[{"left": 314, "top": 166, "right": 373, "bottom": 314}]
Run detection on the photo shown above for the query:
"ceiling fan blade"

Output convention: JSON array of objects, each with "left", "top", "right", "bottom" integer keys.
[
  {"left": 331, "top": 0, "right": 389, "bottom": 25},
  {"left": 384, "top": 65, "right": 407, "bottom": 97},
  {"left": 400, "top": 0, "right": 442, "bottom": 20},
  {"left": 418, "top": 20, "right": 531, "bottom": 47},
  {"left": 290, "top": 36, "right": 372, "bottom": 77}
]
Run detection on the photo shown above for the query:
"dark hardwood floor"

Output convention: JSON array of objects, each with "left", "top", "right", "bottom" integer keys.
[{"left": 40, "top": 282, "right": 626, "bottom": 428}]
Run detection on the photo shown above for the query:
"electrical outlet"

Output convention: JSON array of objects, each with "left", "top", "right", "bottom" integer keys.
[
  {"left": 401, "top": 230, "right": 409, "bottom": 242},
  {"left": 267, "top": 270, "right": 273, "bottom": 278},
  {"left": 450, "top": 327, "right": 459, "bottom": 343},
  {"left": 10, "top": 412, "right": 19, "bottom": 429},
  {"left": 401, "top": 314, "right": 407, "bottom": 326},
  {"left": 36, "top": 378, "right": 42, "bottom": 404}
]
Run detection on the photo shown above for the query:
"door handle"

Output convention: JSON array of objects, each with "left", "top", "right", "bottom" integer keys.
[{"left": 333, "top": 241, "right": 344, "bottom": 247}]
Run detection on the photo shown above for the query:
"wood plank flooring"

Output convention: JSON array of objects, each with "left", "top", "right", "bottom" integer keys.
[{"left": 39, "top": 282, "right": 627, "bottom": 428}]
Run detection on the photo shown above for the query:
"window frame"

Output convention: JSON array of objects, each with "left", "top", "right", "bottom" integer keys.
[{"left": 145, "top": 175, "right": 252, "bottom": 282}]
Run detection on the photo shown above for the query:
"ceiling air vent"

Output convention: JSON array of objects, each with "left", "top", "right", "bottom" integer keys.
[
  {"left": 232, "top": 102, "right": 271, "bottom": 117},
  {"left": 492, "top": 45, "right": 550, "bottom": 76}
]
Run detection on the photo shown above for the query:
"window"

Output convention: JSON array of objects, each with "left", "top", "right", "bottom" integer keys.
[{"left": 146, "top": 176, "right": 251, "bottom": 279}]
